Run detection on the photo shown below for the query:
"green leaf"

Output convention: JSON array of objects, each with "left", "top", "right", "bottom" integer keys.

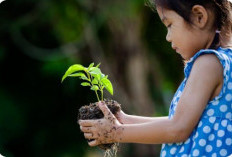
[
  {"left": 91, "top": 73, "right": 101, "bottom": 81},
  {"left": 89, "top": 67, "right": 102, "bottom": 75},
  {"left": 87, "top": 63, "right": 94, "bottom": 71},
  {"left": 100, "top": 73, "right": 105, "bottom": 79},
  {"left": 96, "top": 63, "right": 101, "bottom": 68},
  {"left": 80, "top": 76, "right": 89, "bottom": 81},
  {"left": 61, "top": 64, "right": 86, "bottom": 82},
  {"left": 81, "top": 82, "right": 91, "bottom": 86},
  {"left": 68, "top": 72, "right": 86, "bottom": 77},
  {"left": 101, "top": 78, "right": 113, "bottom": 95},
  {"left": 92, "top": 78, "right": 98, "bottom": 85},
  {"left": 91, "top": 85, "right": 99, "bottom": 91},
  {"left": 100, "top": 75, "right": 108, "bottom": 81},
  {"left": 89, "top": 67, "right": 103, "bottom": 81}
]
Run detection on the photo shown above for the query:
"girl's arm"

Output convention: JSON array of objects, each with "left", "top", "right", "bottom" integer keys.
[
  {"left": 116, "top": 110, "right": 168, "bottom": 124},
  {"left": 79, "top": 54, "right": 223, "bottom": 145}
]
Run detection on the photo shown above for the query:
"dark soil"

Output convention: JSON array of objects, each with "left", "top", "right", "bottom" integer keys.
[{"left": 78, "top": 99, "right": 121, "bottom": 150}]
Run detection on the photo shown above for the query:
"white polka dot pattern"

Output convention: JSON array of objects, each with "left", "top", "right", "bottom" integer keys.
[
  {"left": 220, "top": 149, "right": 227, "bottom": 156},
  {"left": 209, "top": 117, "right": 216, "bottom": 123},
  {"left": 212, "top": 100, "right": 219, "bottom": 105},
  {"left": 160, "top": 48, "right": 232, "bottom": 156},
  {"left": 207, "top": 109, "right": 214, "bottom": 116},
  {"left": 220, "top": 105, "right": 227, "bottom": 112},
  {"left": 225, "top": 112, "right": 231, "bottom": 119},
  {"left": 217, "top": 130, "right": 225, "bottom": 137},
  {"left": 203, "top": 126, "right": 211, "bottom": 133},
  {"left": 206, "top": 145, "right": 212, "bottom": 152},
  {"left": 226, "top": 138, "right": 232, "bottom": 146},
  {"left": 221, "top": 120, "right": 228, "bottom": 127},
  {"left": 193, "top": 149, "right": 199, "bottom": 156},
  {"left": 227, "top": 125, "right": 232, "bottom": 132},
  {"left": 161, "top": 150, "right": 166, "bottom": 157},
  {"left": 217, "top": 140, "right": 222, "bottom": 147},
  {"left": 199, "top": 139, "right": 206, "bottom": 146},
  {"left": 214, "top": 123, "right": 219, "bottom": 130},
  {"left": 179, "top": 147, "right": 184, "bottom": 153},
  {"left": 170, "top": 147, "right": 176, "bottom": 155},
  {"left": 227, "top": 82, "right": 232, "bottom": 89},
  {"left": 208, "top": 134, "right": 215, "bottom": 141},
  {"left": 212, "top": 153, "right": 217, "bottom": 157},
  {"left": 225, "top": 94, "right": 232, "bottom": 101}
]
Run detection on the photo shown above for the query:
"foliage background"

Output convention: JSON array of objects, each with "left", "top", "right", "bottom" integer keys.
[{"left": 0, "top": 0, "right": 184, "bottom": 156}]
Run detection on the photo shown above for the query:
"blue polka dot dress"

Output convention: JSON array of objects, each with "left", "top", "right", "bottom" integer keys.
[{"left": 160, "top": 47, "right": 232, "bottom": 157}]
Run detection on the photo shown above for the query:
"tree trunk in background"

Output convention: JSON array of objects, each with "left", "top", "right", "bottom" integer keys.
[
  {"left": 115, "top": 16, "right": 158, "bottom": 157},
  {"left": 107, "top": 15, "right": 155, "bottom": 114}
]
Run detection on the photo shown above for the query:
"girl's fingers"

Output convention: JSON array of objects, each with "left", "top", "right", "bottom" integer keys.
[
  {"left": 98, "top": 102, "right": 115, "bottom": 119},
  {"left": 88, "top": 140, "right": 98, "bottom": 147},
  {"left": 84, "top": 133, "right": 96, "bottom": 139},
  {"left": 80, "top": 126, "right": 95, "bottom": 133},
  {"left": 78, "top": 120, "right": 95, "bottom": 127}
]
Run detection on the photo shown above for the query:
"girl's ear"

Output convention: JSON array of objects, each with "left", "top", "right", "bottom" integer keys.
[{"left": 191, "top": 5, "right": 208, "bottom": 29}]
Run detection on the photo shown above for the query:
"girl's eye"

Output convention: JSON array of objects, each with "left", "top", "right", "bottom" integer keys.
[{"left": 167, "top": 24, "right": 172, "bottom": 28}]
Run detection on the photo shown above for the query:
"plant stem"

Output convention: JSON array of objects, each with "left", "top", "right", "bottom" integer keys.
[
  {"left": 95, "top": 91, "right": 100, "bottom": 102},
  {"left": 101, "top": 90, "right": 103, "bottom": 101},
  {"left": 99, "top": 83, "right": 103, "bottom": 101},
  {"left": 87, "top": 71, "right": 100, "bottom": 102}
]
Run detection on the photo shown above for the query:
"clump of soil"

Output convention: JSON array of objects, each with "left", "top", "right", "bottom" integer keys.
[{"left": 78, "top": 99, "right": 121, "bottom": 150}]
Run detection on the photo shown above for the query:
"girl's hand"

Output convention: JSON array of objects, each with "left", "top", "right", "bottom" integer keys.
[
  {"left": 78, "top": 102, "right": 124, "bottom": 147},
  {"left": 115, "top": 110, "right": 128, "bottom": 124}
]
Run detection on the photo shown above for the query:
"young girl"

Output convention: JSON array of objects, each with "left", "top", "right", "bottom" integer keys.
[{"left": 79, "top": 0, "right": 232, "bottom": 156}]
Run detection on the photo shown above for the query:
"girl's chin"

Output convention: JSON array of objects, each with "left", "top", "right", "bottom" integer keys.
[
  {"left": 175, "top": 48, "right": 182, "bottom": 55},
  {"left": 179, "top": 53, "right": 188, "bottom": 60}
]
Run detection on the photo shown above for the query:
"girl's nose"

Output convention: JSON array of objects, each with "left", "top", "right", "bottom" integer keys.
[{"left": 166, "top": 31, "right": 171, "bottom": 42}]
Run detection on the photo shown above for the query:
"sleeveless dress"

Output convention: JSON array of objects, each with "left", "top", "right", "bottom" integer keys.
[{"left": 160, "top": 47, "right": 232, "bottom": 157}]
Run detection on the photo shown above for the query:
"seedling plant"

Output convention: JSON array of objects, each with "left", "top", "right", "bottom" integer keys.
[
  {"left": 62, "top": 63, "right": 113, "bottom": 101},
  {"left": 62, "top": 63, "right": 120, "bottom": 157}
]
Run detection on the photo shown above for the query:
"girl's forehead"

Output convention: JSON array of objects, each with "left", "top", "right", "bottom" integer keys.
[
  {"left": 157, "top": 7, "right": 176, "bottom": 21},
  {"left": 157, "top": 7, "right": 166, "bottom": 20}
]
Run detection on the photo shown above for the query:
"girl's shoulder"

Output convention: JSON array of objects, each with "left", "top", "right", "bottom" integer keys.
[
  {"left": 184, "top": 47, "right": 232, "bottom": 102},
  {"left": 184, "top": 47, "right": 232, "bottom": 78}
]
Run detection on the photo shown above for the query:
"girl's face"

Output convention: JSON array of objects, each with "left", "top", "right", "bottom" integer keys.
[{"left": 157, "top": 7, "right": 214, "bottom": 60}]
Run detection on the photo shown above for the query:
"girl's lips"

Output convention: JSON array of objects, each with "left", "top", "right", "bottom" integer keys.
[{"left": 172, "top": 46, "right": 178, "bottom": 52}]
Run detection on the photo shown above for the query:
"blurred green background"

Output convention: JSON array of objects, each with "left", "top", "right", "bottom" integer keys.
[{"left": 0, "top": 0, "right": 184, "bottom": 156}]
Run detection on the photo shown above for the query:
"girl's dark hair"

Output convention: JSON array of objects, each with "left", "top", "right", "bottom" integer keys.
[{"left": 147, "top": 0, "right": 232, "bottom": 40}]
